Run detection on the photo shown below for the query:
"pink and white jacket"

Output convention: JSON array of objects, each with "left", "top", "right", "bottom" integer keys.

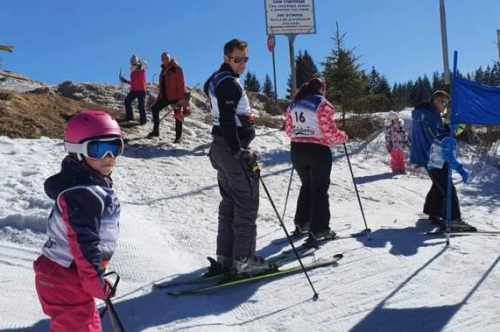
[
  {"left": 285, "top": 94, "right": 348, "bottom": 148},
  {"left": 385, "top": 119, "right": 408, "bottom": 151}
]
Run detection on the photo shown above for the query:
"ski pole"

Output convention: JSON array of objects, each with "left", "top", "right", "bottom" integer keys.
[
  {"left": 159, "top": 105, "right": 176, "bottom": 122},
  {"left": 99, "top": 272, "right": 125, "bottom": 332},
  {"left": 106, "top": 298, "right": 125, "bottom": 332},
  {"left": 253, "top": 162, "right": 320, "bottom": 300},
  {"left": 281, "top": 168, "right": 294, "bottom": 223},
  {"left": 342, "top": 143, "right": 372, "bottom": 240}
]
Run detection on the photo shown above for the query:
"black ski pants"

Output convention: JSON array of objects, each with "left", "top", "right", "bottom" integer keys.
[
  {"left": 426, "top": 164, "right": 461, "bottom": 220},
  {"left": 209, "top": 136, "right": 259, "bottom": 259},
  {"left": 124, "top": 91, "right": 146, "bottom": 123},
  {"left": 151, "top": 98, "right": 182, "bottom": 138},
  {"left": 291, "top": 142, "right": 332, "bottom": 234}
]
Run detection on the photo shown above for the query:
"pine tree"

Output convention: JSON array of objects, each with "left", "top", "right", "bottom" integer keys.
[
  {"left": 262, "top": 74, "right": 275, "bottom": 99},
  {"left": 373, "top": 76, "right": 391, "bottom": 99},
  {"left": 286, "top": 50, "right": 320, "bottom": 98},
  {"left": 244, "top": 72, "right": 261, "bottom": 92},
  {"left": 322, "top": 22, "right": 365, "bottom": 116},
  {"left": 474, "top": 67, "right": 485, "bottom": 83},
  {"left": 431, "top": 71, "right": 445, "bottom": 91},
  {"left": 367, "top": 67, "right": 381, "bottom": 95},
  {"left": 410, "top": 75, "right": 432, "bottom": 106}
]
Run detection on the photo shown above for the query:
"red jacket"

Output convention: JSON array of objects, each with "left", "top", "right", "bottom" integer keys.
[
  {"left": 130, "top": 68, "right": 147, "bottom": 92},
  {"left": 158, "top": 60, "right": 186, "bottom": 102}
]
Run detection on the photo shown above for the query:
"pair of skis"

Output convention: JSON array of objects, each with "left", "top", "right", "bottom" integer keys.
[
  {"left": 272, "top": 229, "right": 371, "bottom": 254},
  {"left": 425, "top": 229, "right": 500, "bottom": 236},
  {"left": 153, "top": 249, "right": 317, "bottom": 290},
  {"left": 154, "top": 252, "right": 343, "bottom": 296}
]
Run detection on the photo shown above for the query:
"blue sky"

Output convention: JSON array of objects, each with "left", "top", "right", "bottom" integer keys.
[{"left": 1, "top": 0, "right": 499, "bottom": 98}]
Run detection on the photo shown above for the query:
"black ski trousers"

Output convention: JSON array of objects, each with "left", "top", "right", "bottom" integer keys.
[
  {"left": 124, "top": 91, "right": 146, "bottom": 123},
  {"left": 209, "top": 136, "right": 259, "bottom": 259},
  {"left": 291, "top": 142, "right": 332, "bottom": 234},
  {"left": 426, "top": 164, "right": 461, "bottom": 220},
  {"left": 151, "top": 98, "right": 182, "bottom": 138}
]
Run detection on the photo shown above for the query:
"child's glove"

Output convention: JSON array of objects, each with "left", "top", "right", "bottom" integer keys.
[
  {"left": 104, "top": 278, "right": 116, "bottom": 298},
  {"left": 457, "top": 166, "right": 469, "bottom": 183}
]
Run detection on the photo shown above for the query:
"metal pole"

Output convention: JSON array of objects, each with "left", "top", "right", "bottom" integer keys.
[
  {"left": 342, "top": 144, "right": 372, "bottom": 239},
  {"left": 439, "top": 0, "right": 451, "bottom": 86},
  {"left": 445, "top": 50, "right": 459, "bottom": 246},
  {"left": 272, "top": 50, "right": 278, "bottom": 103},
  {"left": 281, "top": 168, "right": 294, "bottom": 223},
  {"left": 253, "top": 162, "right": 319, "bottom": 300},
  {"left": 497, "top": 30, "right": 500, "bottom": 59},
  {"left": 288, "top": 34, "right": 297, "bottom": 97}
]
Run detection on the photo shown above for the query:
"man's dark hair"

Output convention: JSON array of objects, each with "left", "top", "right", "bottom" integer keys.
[
  {"left": 224, "top": 39, "right": 248, "bottom": 56},
  {"left": 432, "top": 90, "right": 451, "bottom": 101}
]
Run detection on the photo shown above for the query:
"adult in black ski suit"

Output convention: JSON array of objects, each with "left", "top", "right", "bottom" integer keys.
[{"left": 204, "top": 39, "right": 272, "bottom": 275}]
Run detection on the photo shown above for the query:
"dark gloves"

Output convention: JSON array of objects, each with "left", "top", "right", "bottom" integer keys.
[
  {"left": 457, "top": 166, "right": 469, "bottom": 183},
  {"left": 235, "top": 149, "right": 257, "bottom": 166}
]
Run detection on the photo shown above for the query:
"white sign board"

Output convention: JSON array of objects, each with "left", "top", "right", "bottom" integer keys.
[{"left": 265, "top": 0, "right": 316, "bottom": 35}]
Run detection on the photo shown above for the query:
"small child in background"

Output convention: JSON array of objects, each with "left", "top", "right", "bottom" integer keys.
[{"left": 385, "top": 111, "right": 409, "bottom": 174}]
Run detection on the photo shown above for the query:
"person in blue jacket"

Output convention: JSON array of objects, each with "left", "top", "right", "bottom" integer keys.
[
  {"left": 410, "top": 90, "right": 449, "bottom": 223},
  {"left": 427, "top": 121, "right": 476, "bottom": 231}
]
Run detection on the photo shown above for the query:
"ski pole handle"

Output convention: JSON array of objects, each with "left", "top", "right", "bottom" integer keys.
[{"left": 104, "top": 271, "right": 120, "bottom": 299}]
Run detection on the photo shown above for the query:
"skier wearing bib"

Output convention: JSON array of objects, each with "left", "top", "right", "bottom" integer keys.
[
  {"left": 204, "top": 38, "right": 274, "bottom": 276},
  {"left": 410, "top": 90, "right": 449, "bottom": 224},
  {"left": 33, "top": 110, "right": 123, "bottom": 331},
  {"left": 285, "top": 78, "right": 348, "bottom": 247},
  {"left": 427, "top": 121, "right": 475, "bottom": 231}
]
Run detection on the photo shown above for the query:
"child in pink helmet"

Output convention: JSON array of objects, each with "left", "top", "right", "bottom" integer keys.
[
  {"left": 385, "top": 111, "right": 409, "bottom": 174},
  {"left": 33, "top": 110, "right": 123, "bottom": 331}
]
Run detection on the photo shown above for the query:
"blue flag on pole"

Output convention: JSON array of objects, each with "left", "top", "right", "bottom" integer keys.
[{"left": 451, "top": 76, "right": 500, "bottom": 126}]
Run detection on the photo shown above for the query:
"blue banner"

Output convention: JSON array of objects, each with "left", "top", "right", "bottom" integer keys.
[{"left": 451, "top": 76, "right": 500, "bottom": 126}]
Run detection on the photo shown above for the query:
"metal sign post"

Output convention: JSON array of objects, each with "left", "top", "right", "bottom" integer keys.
[
  {"left": 267, "top": 34, "right": 278, "bottom": 102},
  {"left": 497, "top": 29, "right": 500, "bottom": 59},
  {"left": 264, "top": 0, "right": 316, "bottom": 99},
  {"left": 439, "top": 0, "right": 451, "bottom": 86},
  {"left": 288, "top": 34, "right": 297, "bottom": 96}
]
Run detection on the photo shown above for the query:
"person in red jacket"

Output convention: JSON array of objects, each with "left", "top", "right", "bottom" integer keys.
[
  {"left": 33, "top": 110, "right": 123, "bottom": 331},
  {"left": 121, "top": 55, "right": 148, "bottom": 124},
  {"left": 148, "top": 52, "right": 189, "bottom": 142},
  {"left": 285, "top": 78, "right": 348, "bottom": 248}
]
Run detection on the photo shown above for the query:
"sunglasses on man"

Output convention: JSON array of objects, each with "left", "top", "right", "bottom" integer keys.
[
  {"left": 65, "top": 137, "right": 124, "bottom": 160},
  {"left": 229, "top": 56, "right": 249, "bottom": 64}
]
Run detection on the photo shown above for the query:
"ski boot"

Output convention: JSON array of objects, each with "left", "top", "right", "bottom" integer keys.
[{"left": 233, "top": 255, "right": 276, "bottom": 276}]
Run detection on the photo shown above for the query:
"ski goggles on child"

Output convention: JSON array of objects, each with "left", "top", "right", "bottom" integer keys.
[{"left": 65, "top": 137, "right": 124, "bottom": 159}]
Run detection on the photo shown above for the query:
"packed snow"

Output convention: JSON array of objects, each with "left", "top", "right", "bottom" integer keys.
[{"left": 1, "top": 108, "right": 500, "bottom": 331}]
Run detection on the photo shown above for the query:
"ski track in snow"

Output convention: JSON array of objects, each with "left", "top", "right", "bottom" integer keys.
[{"left": 1, "top": 109, "right": 500, "bottom": 331}]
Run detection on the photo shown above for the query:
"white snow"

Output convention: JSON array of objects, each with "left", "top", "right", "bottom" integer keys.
[
  {"left": 1, "top": 109, "right": 500, "bottom": 331},
  {"left": 0, "top": 75, "right": 49, "bottom": 93}
]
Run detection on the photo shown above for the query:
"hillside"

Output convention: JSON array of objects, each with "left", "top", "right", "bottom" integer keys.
[
  {"left": 1, "top": 73, "right": 500, "bottom": 332},
  {"left": 0, "top": 73, "right": 287, "bottom": 141}
]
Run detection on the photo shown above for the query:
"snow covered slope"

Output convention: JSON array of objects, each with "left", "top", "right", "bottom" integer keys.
[{"left": 1, "top": 111, "right": 499, "bottom": 331}]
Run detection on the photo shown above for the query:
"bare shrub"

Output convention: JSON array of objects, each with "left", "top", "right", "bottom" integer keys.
[{"left": 339, "top": 114, "right": 382, "bottom": 140}]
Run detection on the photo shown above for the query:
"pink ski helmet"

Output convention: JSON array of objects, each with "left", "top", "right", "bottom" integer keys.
[{"left": 65, "top": 110, "right": 122, "bottom": 144}]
